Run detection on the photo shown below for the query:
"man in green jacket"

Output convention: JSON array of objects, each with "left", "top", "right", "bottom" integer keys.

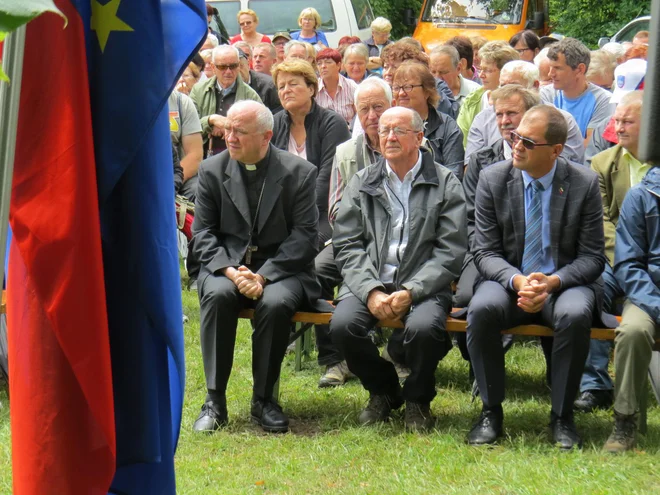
[{"left": 190, "top": 45, "right": 262, "bottom": 156}]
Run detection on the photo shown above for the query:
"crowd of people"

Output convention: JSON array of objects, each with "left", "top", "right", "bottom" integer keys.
[{"left": 169, "top": 5, "right": 654, "bottom": 455}]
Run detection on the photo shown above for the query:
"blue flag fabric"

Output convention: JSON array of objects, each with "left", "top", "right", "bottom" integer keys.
[{"left": 68, "top": 0, "right": 207, "bottom": 492}]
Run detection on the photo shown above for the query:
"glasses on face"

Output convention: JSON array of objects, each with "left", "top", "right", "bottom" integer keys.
[
  {"left": 392, "top": 83, "right": 423, "bottom": 93},
  {"left": 302, "top": 17, "right": 315, "bottom": 22},
  {"left": 515, "top": 47, "right": 532, "bottom": 54},
  {"left": 273, "top": 41, "right": 287, "bottom": 47},
  {"left": 378, "top": 126, "right": 418, "bottom": 137},
  {"left": 239, "top": 21, "right": 253, "bottom": 27},
  {"left": 479, "top": 67, "right": 497, "bottom": 75},
  {"left": 511, "top": 131, "right": 554, "bottom": 150},
  {"left": 357, "top": 103, "right": 386, "bottom": 116},
  {"left": 215, "top": 63, "right": 239, "bottom": 71}
]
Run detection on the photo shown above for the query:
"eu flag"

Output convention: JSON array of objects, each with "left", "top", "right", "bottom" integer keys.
[{"left": 73, "top": 0, "right": 206, "bottom": 492}]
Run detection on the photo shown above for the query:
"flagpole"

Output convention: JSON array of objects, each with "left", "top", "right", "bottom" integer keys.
[{"left": 0, "top": 25, "right": 27, "bottom": 283}]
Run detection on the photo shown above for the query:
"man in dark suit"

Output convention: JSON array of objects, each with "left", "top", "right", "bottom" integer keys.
[
  {"left": 466, "top": 105, "right": 608, "bottom": 450},
  {"left": 190, "top": 101, "right": 319, "bottom": 434}
]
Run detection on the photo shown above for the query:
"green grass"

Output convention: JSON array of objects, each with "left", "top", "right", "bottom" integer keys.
[{"left": 1, "top": 287, "right": 660, "bottom": 494}]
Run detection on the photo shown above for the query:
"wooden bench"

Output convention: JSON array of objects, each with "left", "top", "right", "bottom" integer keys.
[{"left": 238, "top": 308, "right": 658, "bottom": 434}]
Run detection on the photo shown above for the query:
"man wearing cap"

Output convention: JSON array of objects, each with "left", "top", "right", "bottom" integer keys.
[
  {"left": 575, "top": 89, "right": 647, "bottom": 414},
  {"left": 541, "top": 38, "right": 614, "bottom": 145},
  {"left": 190, "top": 45, "right": 262, "bottom": 157},
  {"left": 272, "top": 32, "right": 291, "bottom": 63}
]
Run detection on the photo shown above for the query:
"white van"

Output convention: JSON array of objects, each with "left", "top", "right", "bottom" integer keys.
[{"left": 206, "top": 0, "right": 375, "bottom": 48}]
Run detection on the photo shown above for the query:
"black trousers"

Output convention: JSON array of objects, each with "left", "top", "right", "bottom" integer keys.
[
  {"left": 467, "top": 281, "right": 593, "bottom": 417},
  {"left": 199, "top": 273, "right": 304, "bottom": 401},
  {"left": 330, "top": 293, "right": 453, "bottom": 403},
  {"left": 315, "top": 244, "right": 344, "bottom": 366}
]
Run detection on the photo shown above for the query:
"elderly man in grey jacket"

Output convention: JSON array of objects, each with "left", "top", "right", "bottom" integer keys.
[{"left": 330, "top": 107, "right": 467, "bottom": 431}]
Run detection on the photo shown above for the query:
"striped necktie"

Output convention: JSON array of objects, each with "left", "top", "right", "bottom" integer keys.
[{"left": 521, "top": 180, "right": 545, "bottom": 275}]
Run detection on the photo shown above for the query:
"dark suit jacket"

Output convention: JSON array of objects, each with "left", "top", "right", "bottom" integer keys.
[
  {"left": 472, "top": 157, "right": 611, "bottom": 323},
  {"left": 249, "top": 70, "right": 282, "bottom": 115},
  {"left": 190, "top": 144, "right": 321, "bottom": 303}
]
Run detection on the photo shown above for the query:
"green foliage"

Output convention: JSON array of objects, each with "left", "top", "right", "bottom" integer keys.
[
  {"left": 0, "top": 0, "right": 66, "bottom": 82},
  {"left": 371, "top": 0, "right": 423, "bottom": 39},
  {"left": 549, "top": 0, "right": 651, "bottom": 48}
]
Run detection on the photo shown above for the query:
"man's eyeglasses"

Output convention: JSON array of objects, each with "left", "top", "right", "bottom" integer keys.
[
  {"left": 357, "top": 103, "right": 386, "bottom": 115},
  {"left": 378, "top": 126, "right": 419, "bottom": 137},
  {"left": 515, "top": 47, "right": 532, "bottom": 54},
  {"left": 511, "top": 131, "right": 555, "bottom": 150},
  {"left": 391, "top": 84, "right": 423, "bottom": 93},
  {"left": 215, "top": 63, "right": 239, "bottom": 71}
]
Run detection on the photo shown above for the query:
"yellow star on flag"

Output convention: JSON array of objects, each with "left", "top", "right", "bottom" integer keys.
[{"left": 91, "top": 0, "right": 134, "bottom": 53}]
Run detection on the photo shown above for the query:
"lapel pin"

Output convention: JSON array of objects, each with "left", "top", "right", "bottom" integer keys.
[{"left": 559, "top": 186, "right": 564, "bottom": 195}]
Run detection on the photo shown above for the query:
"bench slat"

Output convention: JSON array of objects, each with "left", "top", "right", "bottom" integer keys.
[{"left": 236, "top": 309, "right": 627, "bottom": 341}]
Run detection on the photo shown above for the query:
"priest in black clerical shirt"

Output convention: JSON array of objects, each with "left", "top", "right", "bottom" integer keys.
[{"left": 189, "top": 100, "right": 320, "bottom": 433}]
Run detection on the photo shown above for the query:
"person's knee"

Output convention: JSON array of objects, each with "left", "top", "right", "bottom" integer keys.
[
  {"left": 467, "top": 293, "right": 507, "bottom": 330},
  {"left": 257, "top": 287, "right": 299, "bottom": 320},
  {"left": 200, "top": 277, "right": 237, "bottom": 309},
  {"left": 615, "top": 323, "right": 654, "bottom": 351},
  {"left": 553, "top": 304, "right": 592, "bottom": 332},
  {"left": 330, "top": 306, "right": 369, "bottom": 344}
]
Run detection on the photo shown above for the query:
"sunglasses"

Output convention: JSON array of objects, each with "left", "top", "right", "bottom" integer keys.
[
  {"left": 215, "top": 63, "right": 239, "bottom": 71},
  {"left": 511, "top": 131, "right": 555, "bottom": 150}
]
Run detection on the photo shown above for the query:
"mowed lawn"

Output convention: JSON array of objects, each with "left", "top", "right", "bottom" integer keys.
[{"left": 1, "top": 286, "right": 659, "bottom": 494}]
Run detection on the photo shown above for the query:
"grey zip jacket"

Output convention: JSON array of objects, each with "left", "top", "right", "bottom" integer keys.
[{"left": 333, "top": 148, "right": 467, "bottom": 304}]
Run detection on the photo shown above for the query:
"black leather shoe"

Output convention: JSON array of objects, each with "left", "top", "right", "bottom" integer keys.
[
  {"left": 251, "top": 400, "right": 289, "bottom": 433},
  {"left": 358, "top": 392, "right": 404, "bottom": 425},
  {"left": 574, "top": 390, "right": 613, "bottom": 413},
  {"left": 404, "top": 401, "right": 435, "bottom": 432},
  {"left": 467, "top": 407, "right": 503, "bottom": 445},
  {"left": 193, "top": 400, "right": 228, "bottom": 432},
  {"left": 551, "top": 417, "right": 583, "bottom": 450}
]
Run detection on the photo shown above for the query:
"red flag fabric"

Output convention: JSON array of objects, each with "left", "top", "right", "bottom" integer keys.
[{"left": 7, "top": 1, "right": 116, "bottom": 493}]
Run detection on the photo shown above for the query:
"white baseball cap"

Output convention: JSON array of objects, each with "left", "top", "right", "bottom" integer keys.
[{"left": 610, "top": 58, "right": 646, "bottom": 104}]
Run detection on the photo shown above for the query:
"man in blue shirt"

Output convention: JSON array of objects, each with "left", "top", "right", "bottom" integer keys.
[
  {"left": 540, "top": 38, "right": 614, "bottom": 145},
  {"left": 466, "top": 105, "right": 609, "bottom": 450}
]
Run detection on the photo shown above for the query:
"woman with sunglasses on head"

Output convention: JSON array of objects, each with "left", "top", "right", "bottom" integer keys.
[
  {"left": 230, "top": 9, "right": 271, "bottom": 48},
  {"left": 392, "top": 61, "right": 465, "bottom": 180},
  {"left": 290, "top": 8, "right": 329, "bottom": 51},
  {"left": 271, "top": 59, "right": 350, "bottom": 246}
]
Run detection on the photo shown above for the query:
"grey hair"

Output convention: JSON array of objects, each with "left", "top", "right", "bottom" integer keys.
[
  {"left": 228, "top": 100, "right": 274, "bottom": 132},
  {"left": 619, "top": 90, "right": 644, "bottom": 110},
  {"left": 501, "top": 60, "right": 539, "bottom": 88},
  {"left": 586, "top": 50, "right": 616, "bottom": 79},
  {"left": 547, "top": 38, "right": 591, "bottom": 71},
  {"left": 206, "top": 33, "right": 219, "bottom": 48},
  {"left": 380, "top": 107, "right": 424, "bottom": 132},
  {"left": 354, "top": 77, "right": 393, "bottom": 106},
  {"left": 371, "top": 17, "right": 392, "bottom": 33},
  {"left": 410, "top": 109, "right": 424, "bottom": 132},
  {"left": 430, "top": 45, "right": 460, "bottom": 69},
  {"left": 284, "top": 40, "right": 308, "bottom": 57},
  {"left": 212, "top": 44, "right": 240, "bottom": 62},
  {"left": 534, "top": 47, "right": 550, "bottom": 67},
  {"left": 601, "top": 42, "right": 626, "bottom": 60},
  {"left": 343, "top": 43, "right": 369, "bottom": 63},
  {"left": 233, "top": 41, "right": 253, "bottom": 57}
]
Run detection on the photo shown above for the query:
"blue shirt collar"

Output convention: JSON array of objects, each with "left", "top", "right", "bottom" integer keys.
[{"left": 522, "top": 160, "right": 557, "bottom": 191}]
